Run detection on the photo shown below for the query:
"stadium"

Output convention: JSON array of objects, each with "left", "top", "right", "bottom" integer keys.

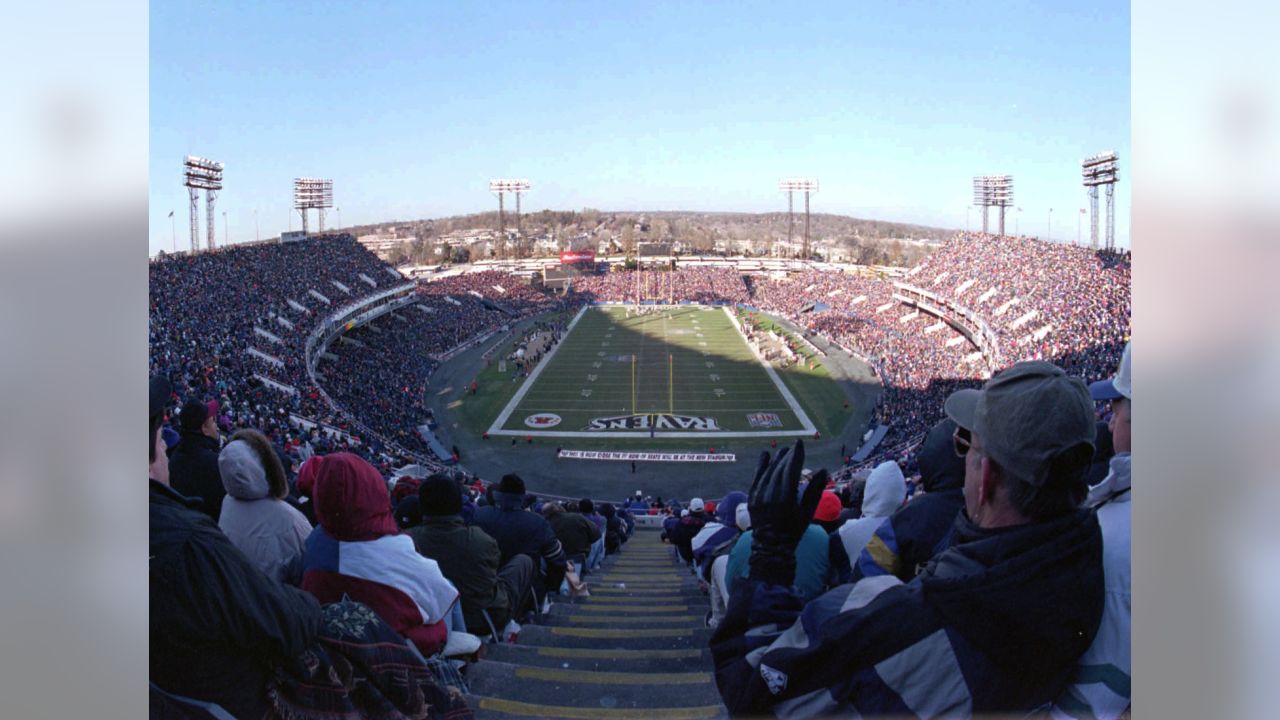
[
  {"left": 147, "top": 7, "right": 1131, "bottom": 717},
  {"left": 150, "top": 222, "right": 1130, "bottom": 716}
]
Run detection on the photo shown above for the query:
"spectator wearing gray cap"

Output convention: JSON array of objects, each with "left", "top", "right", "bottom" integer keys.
[
  {"left": 712, "top": 361, "right": 1105, "bottom": 717},
  {"left": 1055, "top": 342, "right": 1132, "bottom": 718}
]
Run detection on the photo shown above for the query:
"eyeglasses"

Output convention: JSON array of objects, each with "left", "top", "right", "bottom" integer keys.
[{"left": 953, "top": 427, "right": 975, "bottom": 458}]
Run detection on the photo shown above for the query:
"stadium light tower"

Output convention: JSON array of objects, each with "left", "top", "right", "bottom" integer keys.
[
  {"left": 1082, "top": 151, "right": 1119, "bottom": 250},
  {"left": 294, "top": 178, "right": 334, "bottom": 236},
  {"left": 183, "top": 156, "right": 223, "bottom": 252},
  {"left": 972, "top": 175, "right": 1013, "bottom": 235},
  {"left": 972, "top": 177, "right": 989, "bottom": 234},
  {"left": 490, "top": 179, "right": 531, "bottom": 259},
  {"left": 779, "top": 178, "right": 818, "bottom": 259}
]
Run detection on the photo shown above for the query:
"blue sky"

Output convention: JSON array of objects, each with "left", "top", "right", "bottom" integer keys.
[{"left": 149, "top": 1, "right": 1129, "bottom": 255}]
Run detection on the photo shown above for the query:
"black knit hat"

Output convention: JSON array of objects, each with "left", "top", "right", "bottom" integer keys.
[
  {"left": 419, "top": 474, "right": 462, "bottom": 517},
  {"left": 395, "top": 496, "right": 423, "bottom": 528},
  {"left": 179, "top": 398, "right": 211, "bottom": 432},
  {"left": 497, "top": 473, "right": 525, "bottom": 495}
]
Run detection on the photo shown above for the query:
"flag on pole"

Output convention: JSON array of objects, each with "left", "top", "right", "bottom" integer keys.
[{"left": 167, "top": 210, "right": 174, "bottom": 218}]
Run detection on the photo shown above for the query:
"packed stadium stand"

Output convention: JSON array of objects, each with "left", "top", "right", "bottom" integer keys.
[{"left": 149, "top": 231, "right": 1130, "bottom": 718}]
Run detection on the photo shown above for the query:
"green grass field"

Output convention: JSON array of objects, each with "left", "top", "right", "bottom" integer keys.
[{"left": 489, "top": 305, "right": 820, "bottom": 438}]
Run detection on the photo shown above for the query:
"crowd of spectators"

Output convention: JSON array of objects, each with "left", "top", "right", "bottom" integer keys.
[
  {"left": 152, "top": 366, "right": 651, "bottom": 716},
  {"left": 908, "top": 233, "right": 1131, "bottom": 382},
  {"left": 149, "top": 237, "right": 575, "bottom": 480},
  {"left": 741, "top": 236, "right": 1131, "bottom": 461},
  {"left": 150, "top": 231, "right": 1131, "bottom": 717},
  {"left": 317, "top": 312, "right": 444, "bottom": 456},
  {"left": 149, "top": 235, "right": 412, "bottom": 471},
  {"left": 571, "top": 266, "right": 750, "bottom": 305},
  {"left": 663, "top": 345, "right": 1132, "bottom": 716}
]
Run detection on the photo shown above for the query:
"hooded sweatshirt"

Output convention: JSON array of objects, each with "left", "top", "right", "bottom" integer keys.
[
  {"left": 852, "top": 418, "right": 969, "bottom": 583},
  {"left": 217, "top": 438, "right": 313, "bottom": 585},
  {"left": 301, "top": 453, "right": 459, "bottom": 657},
  {"left": 692, "top": 492, "right": 748, "bottom": 577},
  {"left": 836, "top": 461, "right": 905, "bottom": 568}
]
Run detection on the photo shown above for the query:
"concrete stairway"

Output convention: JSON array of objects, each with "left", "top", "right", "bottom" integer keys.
[{"left": 468, "top": 530, "right": 726, "bottom": 718}]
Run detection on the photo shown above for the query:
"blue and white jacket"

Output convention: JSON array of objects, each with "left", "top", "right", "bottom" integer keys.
[
  {"left": 711, "top": 509, "right": 1104, "bottom": 717},
  {"left": 1053, "top": 453, "right": 1131, "bottom": 719}
]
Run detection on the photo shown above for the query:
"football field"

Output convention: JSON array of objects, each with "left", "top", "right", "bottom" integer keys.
[{"left": 489, "top": 305, "right": 817, "bottom": 438}]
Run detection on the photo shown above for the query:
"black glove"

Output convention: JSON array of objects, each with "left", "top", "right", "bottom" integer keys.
[{"left": 746, "top": 440, "right": 828, "bottom": 587}]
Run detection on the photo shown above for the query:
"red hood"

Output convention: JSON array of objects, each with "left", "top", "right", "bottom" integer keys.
[
  {"left": 313, "top": 453, "right": 398, "bottom": 541},
  {"left": 296, "top": 455, "right": 322, "bottom": 496}
]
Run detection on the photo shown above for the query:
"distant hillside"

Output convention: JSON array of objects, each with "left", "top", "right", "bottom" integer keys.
[{"left": 345, "top": 210, "right": 957, "bottom": 267}]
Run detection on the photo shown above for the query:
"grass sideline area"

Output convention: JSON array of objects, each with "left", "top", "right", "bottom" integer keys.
[
  {"left": 448, "top": 311, "right": 571, "bottom": 435},
  {"left": 735, "top": 309, "right": 852, "bottom": 435}
]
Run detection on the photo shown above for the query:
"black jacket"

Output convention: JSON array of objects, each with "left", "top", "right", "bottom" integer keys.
[
  {"left": 546, "top": 511, "right": 600, "bottom": 559},
  {"left": 667, "top": 511, "right": 708, "bottom": 563},
  {"left": 150, "top": 480, "right": 320, "bottom": 718},
  {"left": 168, "top": 432, "right": 225, "bottom": 522},
  {"left": 473, "top": 491, "right": 567, "bottom": 587}
]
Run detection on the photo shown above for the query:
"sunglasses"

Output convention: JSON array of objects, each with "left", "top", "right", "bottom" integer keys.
[{"left": 953, "top": 427, "right": 974, "bottom": 458}]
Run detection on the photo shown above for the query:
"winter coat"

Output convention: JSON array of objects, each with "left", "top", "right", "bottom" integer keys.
[
  {"left": 830, "top": 461, "right": 905, "bottom": 584},
  {"left": 668, "top": 510, "right": 709, "bottom": 563},
  {"left": 599, "top": 505, "right": 625, "bottom": 554},
  {"left": 547, "top": 510, "right": 601, "bottom": 559},
  {"left": 168, "top": 432, "right": 225, "bottom": 522},
  {"left": 150, "top": 480, "right": 320, "bottom": 719},
  {"left": 473, "top": 490, "right": 567, "bottom": 588},
  {"left": 712, "top": 509, "right": 1105, "bottom": 717},
  {"left": 850, "top": 419, "right": 968, "bottom": 583},
  {"left": 692, "top": 492, "right": 748, "bottom": 579},
  {"left": 618, "top": 508, "right": 636, "bottom": 539},
  {"left": 300, "top": 454, "right": 458, "bottom": 657},
  {"left": 602, "top": 517, "right": 623, "bottom": 554},
  {"left": 408, "top": 515, "right": 516, "bottom": 633},
  {"left": 218, "top": 439, "right": 312, "bottom": 585},
  {"left": 1054, "top": 452, "right": 1131, "bottom": 718}
]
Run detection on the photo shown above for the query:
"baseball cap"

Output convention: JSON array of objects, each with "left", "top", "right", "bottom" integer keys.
[
  {"left": 944, "top": 360, "right": 1096, "bottom": 487},
  {"left": 688, "top": 497, "right": 704, "bottom": 513},
  {"left": 1089, "top": 342, "right": 1132, "bottom": 401}
]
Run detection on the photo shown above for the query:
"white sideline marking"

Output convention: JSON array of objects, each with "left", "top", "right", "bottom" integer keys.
[
  {"left": 721, "top": 306, "right": 817, "bottom": 435},
  {"left": 488, "top": 305, "right": 588, "bottom": 434}
]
